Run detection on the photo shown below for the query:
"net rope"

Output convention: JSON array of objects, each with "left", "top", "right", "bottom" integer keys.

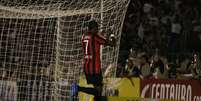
[
  {"left": 0, "top": 0, "right": 126, "bottom": 18},
  {"left": 0, "top": 0, "right": 130, "bottom": 100}
]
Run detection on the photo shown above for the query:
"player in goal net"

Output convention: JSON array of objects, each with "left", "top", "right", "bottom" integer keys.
[
  {"left": 0, "top": 0, "right": 130, "bottom": 101},
  {"left": 70, "top": 20, "right": 116, "bottom": 101}
]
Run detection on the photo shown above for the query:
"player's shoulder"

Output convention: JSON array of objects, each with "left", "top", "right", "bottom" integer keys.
[
  {"left": 81, "top": 32, "right": 85, "bottom": 40},
  {"left": 82, "top": 31, "right": 87, "bottom": 38},
  {"left": 82, "top": 31, "right": 91, "bottom": 36},
  {"left": 82, "top": 32, "right": 91, "bottom": 40}
]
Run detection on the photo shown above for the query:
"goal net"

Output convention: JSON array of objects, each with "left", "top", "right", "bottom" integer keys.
[{"left": 0, "top": 0, "right": 130, "bottom": 100}]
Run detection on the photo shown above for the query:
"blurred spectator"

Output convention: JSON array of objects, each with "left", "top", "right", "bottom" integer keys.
[
  {"left": 151, "top": 54, "right": 168, "bottom": 79},
  {"left": 177, "top": 54, "right": 191, "bottom": 74},
  {"left": 139, "top": 54, "right": 151, "bottom": 79},
  {"left": 143, "top": 3, "right": 153, "bottom": 14},
  {"left": 119, "top": 50, "right": 142, "bottom": 78},
  {"left": 166, "top": 57, "right": 177, "bottom": 79},
  {"left": 123, "top": 58, "right": 142, "bottom": 78},
  {"left": 190, "top": 54, "right": 201, "bottom": 80},
  {"left": 188, "top": 22, "right": 201, "bottom": 53}
]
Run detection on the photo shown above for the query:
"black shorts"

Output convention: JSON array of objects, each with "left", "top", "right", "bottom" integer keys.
[{"left": 85, "top": 73, "right": 103, "bottom": 85}]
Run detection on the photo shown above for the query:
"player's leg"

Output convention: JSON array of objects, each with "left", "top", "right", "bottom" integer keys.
[
  {"left": 93, "top": 83, "right": 103, "bottom": 101},
  {"left": 70, "top": 74, "right": 103, "bottom": 98},
  {"left": 78, "top": 86, "right": 98, "bottom": 95},
  {"left": 70, "top": 77, "right": 99, "bottom": 97},
  {"left": 70, "top": 74, "right": 100, "bottom": 96},
  {"left": 92, "top": 74, "right": 103, "bottom": 101},
  {"left": 75, "top": 83, "right": 103, "bottom": 101},
  {"left": 70, "top": 82, "right": 101, "bottom": 101}
]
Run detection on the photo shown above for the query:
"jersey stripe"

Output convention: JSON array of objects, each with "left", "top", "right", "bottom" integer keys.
[
  {"left": 92, "top": 34, "right": 96, "bottom": 75},
  {"left": 85, "top": 59, "right": 89, "bottom": 74},
  {"left": 89, "top": 34, "right": 93, "bottom": 75}
]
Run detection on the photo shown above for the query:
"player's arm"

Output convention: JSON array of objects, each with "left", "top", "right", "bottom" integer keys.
[
  {"left": 97, "top": 31, "right": 116, "bottom": 46},
  {"left": 104, "top": 64, "right": 113, "bottom": 78}
]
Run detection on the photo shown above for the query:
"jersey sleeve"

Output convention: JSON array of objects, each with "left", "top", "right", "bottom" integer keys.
[{"left": 95, "top": 33, "right": 107, "bottom": 44}]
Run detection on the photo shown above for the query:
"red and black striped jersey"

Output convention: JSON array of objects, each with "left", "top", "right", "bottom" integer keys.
[{"left": 81, "top": 32, "right": 107, "bottom": 75}]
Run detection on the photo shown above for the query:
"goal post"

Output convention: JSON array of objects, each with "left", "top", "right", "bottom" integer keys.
[{"left": 0, "top": 0, "right": 130, "bottom": 100}]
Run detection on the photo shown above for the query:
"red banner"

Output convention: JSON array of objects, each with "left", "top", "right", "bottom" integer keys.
[{"left": 140, "top": 79, "right": 201, "bottom": 101}]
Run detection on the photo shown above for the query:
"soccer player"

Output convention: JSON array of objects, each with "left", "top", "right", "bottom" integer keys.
[{"left": 71, "top": 20, "right": 115, "bottom": 101}]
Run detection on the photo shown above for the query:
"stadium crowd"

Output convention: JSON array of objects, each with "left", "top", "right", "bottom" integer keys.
[{"left": 117, "top": 0, "right": 201, "bottom": 80}]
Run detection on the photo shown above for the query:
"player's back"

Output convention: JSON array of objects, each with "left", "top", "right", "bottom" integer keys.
[
  {"left": 81, "top": 32, "right": 105, "bottom": 75},
  {"left": 82, "top": 32, "right": 92, "bottom": 59}
]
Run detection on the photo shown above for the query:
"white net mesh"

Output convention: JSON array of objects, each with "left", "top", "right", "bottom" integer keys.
[{"left": 0, "top": 0, "right": 130, "bottom": 100}]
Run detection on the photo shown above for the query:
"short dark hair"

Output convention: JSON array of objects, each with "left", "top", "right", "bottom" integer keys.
[
  {"left": 141, "top": 54, "right": 149, "bottom": 62},
  {"left": 88, "top": 20, "right": 98, "bottom": 30}
]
